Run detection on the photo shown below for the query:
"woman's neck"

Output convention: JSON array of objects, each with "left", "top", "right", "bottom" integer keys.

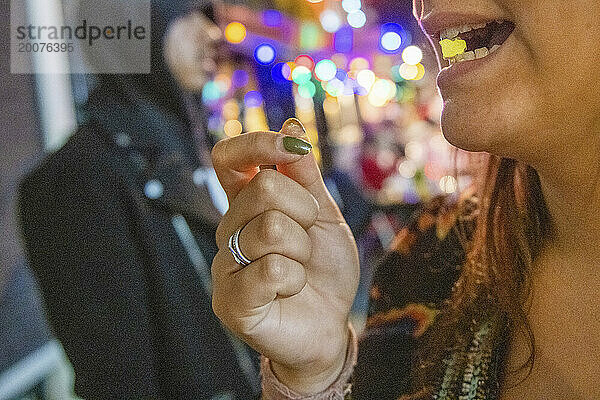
[
  {"left": 503, "top": 129, "right": 600, "bottom": 399},
  {"left": 534, "top": 128, "right": 600, "bottom": 264}
]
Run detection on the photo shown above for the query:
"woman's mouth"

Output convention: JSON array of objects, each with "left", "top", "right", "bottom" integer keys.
[{"left": 439, "top": 20, "right": 515, "bottom": 65}]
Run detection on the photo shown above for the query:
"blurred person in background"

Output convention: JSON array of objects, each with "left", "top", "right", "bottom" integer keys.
[{"left": 18, "top": 1, "right": 259, "bottom": 399}]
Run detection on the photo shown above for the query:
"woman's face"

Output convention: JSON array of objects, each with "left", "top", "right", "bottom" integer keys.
[{"left": 414, "top": 0, "right": 600, "bottom": 166}]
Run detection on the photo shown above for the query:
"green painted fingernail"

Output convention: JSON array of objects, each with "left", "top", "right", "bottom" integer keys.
[{"left": 282, "top": 136, "right": 312, "bottom": 155}]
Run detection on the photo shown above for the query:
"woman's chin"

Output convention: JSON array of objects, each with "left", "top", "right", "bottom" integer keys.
[{"left": 440, "top": 112, "right": 492, "bottom": 154}]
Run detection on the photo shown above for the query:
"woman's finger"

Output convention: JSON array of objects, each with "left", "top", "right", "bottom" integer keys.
[
  {"left": 238, "top": 210, "right": 312, "bottom": 265},
  {"left": 211, "top": 129, "right": 309, "bottom": 201},
  {"left": 215, "top": 169, "right": 319, "bottom": 247},
  {"left": 212, "top": 251, "right": 307, "bottom": 321}
]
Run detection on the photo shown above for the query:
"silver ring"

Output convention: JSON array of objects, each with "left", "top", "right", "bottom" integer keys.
[{"left": 228, "top": 227, "right": 253, "bottom": 267}]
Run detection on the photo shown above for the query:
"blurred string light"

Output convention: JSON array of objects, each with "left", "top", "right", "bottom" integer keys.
[
  {"left": 214, "top": 74, "right": 231, "bottom": 93},
  {"left": 326, "top": 79, "right": 345, "bottom": 97},
  {"left": 347, "top": 10, "right": 366, "bottom": 28},
  {"left": 439, "top": 175, "right": 458, "bottom": 193},
  {"left": 356, "top": 69, "right": 375, "bottom": 90},
  {"left": 225, "top": 22, "right": 246, "bottom": 44},
  {"left": 331, "top": 53, "right": 348, "bottom": 69},
  {"left": 262, "top": 9, "right": 283, "bottom": 27},
  {"left": 402, "top": 45, "right": 423, "bottom": 65},
  {"left": 320, "top": 10, "right": 342, "bottom": 33},
  {"left": 341, "top": 0, "right": 361, "bottom": 13},
  {"left": 292, "top": 65, "right": 312, "bottom": 84},
  {"left": 405, "top": 141, "right": 425, "bottom": 162},
  {"left": 306, "top": 0, "right": 323, "bottom": 3},
  {"left": 335, "top": 68, "right": 348, "bottom": 81},
  {"left": 349, "top": 57, "right": 369, "bottom": 71},
  {"left": 295, "top": 55, "right": 315, "bottom": 70},
  {"left": 224, "top": 120, "right": 243, "bottom": 137},
  {"left": 315, "top": 59, "right": 337, "bottom": 81},
  {"left": 367, "top": 78, "right": 396, "bottom": 107},
  {"left": 398, "top": 160, "right": 417, "bottom": 179},
  {"left": 379, "top": 23, "right": 410, "bottom": 54},
  {"left": 284, "top": 62, "right": 295, "bottom": 80},
  {"left": 390, "top": 65, "right": 403, "bottom": 82},
  {"left": 398, "top": 63, "right": 419, "bottom": 80},
  {"left": 244, "top": 91, "right": 263, "bottom": 108},
  {"left": 334, "top": 26, "right": 353, "bottom": 53},
  {"left": 298, "top": 81, "right": 317, "bottom": 98},
  {"left": 231, "top": 70, "right": 249, "bottom": 88},
  {"left": 271, "top": 62, "right": 291, "bottom": 83},
  {"left": 300, "top": 23, "right": 321, "bottom": 49},
  {"left": 413, "top": 63, "right": 425, "bottom": 80},
  {"left": 222, "top": 100, "right": 239, "bottom": 120},
  {"left": 380, "top": 31, "right": 402, "bottom": 52},
  {"left": 202, "top": 81, "right": 222, "bottom": 102},
  {"left": 254, "top": 43, "right": 276, "bottom": 65}
]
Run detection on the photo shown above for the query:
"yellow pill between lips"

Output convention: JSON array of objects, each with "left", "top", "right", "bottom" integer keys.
[{"left": 439, "top": 38, "right": 467, "bottom": 59}]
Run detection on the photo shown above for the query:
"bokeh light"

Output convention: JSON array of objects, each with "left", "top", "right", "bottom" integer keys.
[
  {"left": 262, "top": 9, "right": 283, "bottom": 27},
  {"left": 326, "top": 79, "right": 345, "bottom": 97},
  {"left": 300, "top": 23, "right": 321, "bottom": 49},
  {"left": 292, "top": 65, "right": 312, "bottom": 84},
  {"left": 202, "top": 81, "right": 222, "bottom": 103},
  {"left": 231, "top": 70, "right": 249, "bottom": 88},
  {"left": 347, "top": 10, "right": 367, "bottom": 28},
  {"left": 398, "top": 160, "right": 417, "bottom": 179},
  {"left": 295, "top": 55, "right": 315, "bottom": 70},
  {"left": 341, "top": 0, "right": 361, "bottom": 13},
  {"left": 439, "top": 175, "right": 458, "bottom": 193},
  {"left": 298, "top": 81, "right": 317, "bottom": 98},
  {"left": 356, "top": 69, "right": 375, "bottom": 90},
  {"left": 225, "top": 22, "right": 247, "bottom": 44},
  {"left": 320, "top": 10, "right": 342, "bottom": 33},
  {"left": 244, "top": 91, "right": 263, "bottom": 108},
  {"left": 413, "top": 63, "right": 426, "bottom": 80},
  {"left": 315, "top": 59, "right": 337, "bottom": 81},
  {"left": 380, "top": 31, "right": 402, "bottom": 52},
  {"left": 349, "top": 57, "right": 369, "bottom": 71},
  {"left": 224, "top": 120, "right": 243, "bottom": 137},
  {"left": 271, "top": 62, "right": 291, "bottom": 83},
  {"left": 398, "top": 63, "right": 419, "bottom": 80},
  {"left": 371, "top": 78, "right": 396, "bottom": 100},
  {"left": 254, "top": 44, "right": 276, "bottom": 65},
  {"left": 402, "top": 45, "right": 423, "bottom": 65},
  {"left": 335, "top": 69, "right": 348, "bottom": 81},
  {"left": 222, "top": 100, "right": 240, "bottom": 121},
  {"left": 405, "top": 141, "right": 425, "bottom": 162},
  {"left": 334, "top": 26, "right": 354, "bottom": 53},
  {"left": 331, "top": 53, "right": 348, "bottom": 69}
]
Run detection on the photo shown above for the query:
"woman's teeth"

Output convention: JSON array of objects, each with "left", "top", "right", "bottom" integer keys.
[
  {"left": 439, "top": 20, "right": 509, "bottom": 66},
  {"left": 449, "top": 45, "right": 500, "bottom": 65},
  {"left": 440, "top": 21, "right": 503, "bottom": 41}
]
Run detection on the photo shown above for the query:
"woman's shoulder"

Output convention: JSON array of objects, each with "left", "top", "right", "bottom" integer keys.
[{"left": 366, "top": 191, "right": 479, "bottom": 337}]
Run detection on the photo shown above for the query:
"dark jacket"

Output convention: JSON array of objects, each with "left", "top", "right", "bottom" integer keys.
[
  {"left": 19, "top": 101, "right": 260, "bottom": 400},
  {"left": 17, "top": 1, "right": 260, "bottom": 398}
]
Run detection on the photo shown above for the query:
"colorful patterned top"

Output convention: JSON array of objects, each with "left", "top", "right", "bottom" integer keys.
[{"left": 262, "top": 194, "right": 508, "bottom": 400}]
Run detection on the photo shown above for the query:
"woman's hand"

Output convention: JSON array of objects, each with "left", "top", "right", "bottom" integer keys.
[{"left": 211, "top": 119, "right": 359, "bottom": 394}]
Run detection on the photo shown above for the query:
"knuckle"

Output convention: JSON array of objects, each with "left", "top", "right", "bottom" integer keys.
[
  {"left": 262, "top": 254, "right": 284, "bottom": 283},
  {"left": 253, "top": 169, "right": 278, "bottom": 201},
  {"left": 260, "top": 210, "right": 285, "bottom": 245},
  {"left": 210, "top": 138, "right": 228, "bottom": 167}
]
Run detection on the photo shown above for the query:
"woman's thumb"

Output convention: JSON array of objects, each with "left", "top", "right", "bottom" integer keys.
[{"left": 277, "top": 118, "right": 342, "bottom": 220}]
